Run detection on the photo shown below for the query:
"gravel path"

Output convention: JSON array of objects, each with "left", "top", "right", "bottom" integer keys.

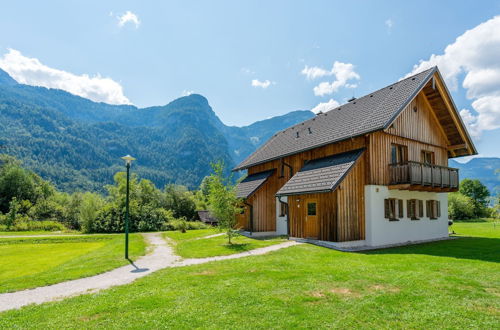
[
  {"left": 0, "top": 232, "right": 179, "bottom": 312},
  {"left": 177, "top": 241, "right": 300, "bottom": 266},
  {"left": 0, "top": 234, "right": 300, "bottom": 312}
]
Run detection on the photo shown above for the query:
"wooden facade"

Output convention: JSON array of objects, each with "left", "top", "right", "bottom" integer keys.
[{"left": 237, "top": 73, "right": 473, "bottom": 242}]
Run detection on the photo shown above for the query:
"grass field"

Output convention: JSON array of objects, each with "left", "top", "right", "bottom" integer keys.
[
  {"left": 0, "top": 223, "right": 498, "bottom": 328},
  {"left": 0, "top": 234, "right": 146, "bottom": 293},
  {"left": 164, "top": 230, "right": 287, "bottom": 258}
]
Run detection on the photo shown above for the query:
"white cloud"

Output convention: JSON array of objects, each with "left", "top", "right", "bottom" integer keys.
[
  {"left": 311, "top": 98, "right": 340, "bottom": 114},
  {"left": 301, "top": 65, "right": 331, "bottom": 80},
  {"left": 251, "top": 79, "right": 274, "bottom": 89},
  {"left": 117, "top": 11, "right": 140, "bottom": 28},
  {"left": 385, "top": 19, "right": 393, "bottom": 29},
  {"left": 0, "top": 49, "right": 131, "bottom": 105},
  {"left": 407, "top": 15, "right": 500, "bottom": 137},
  {"left": 305, "top": 61, "right": 360, "bottom": 96},
  {"left": 181, "top": 90, "right": 194, "bottom": 96},
  {"left": 240, "top": 67, "right": 255, "bottom": 75}
]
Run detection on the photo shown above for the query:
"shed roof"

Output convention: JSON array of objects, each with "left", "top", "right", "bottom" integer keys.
[
  {"left": 276, "top": 148, "right": 365, "bottom": 196},
  {"left": 236, "top": 169, "right": 274, "bottom": 199},
  {"left": 234, "top": 67, "right": 473, "bottom": 171}
]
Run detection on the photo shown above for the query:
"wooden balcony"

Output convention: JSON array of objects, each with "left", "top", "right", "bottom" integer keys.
[{"left": 389, "top": 161, "right": 459, "bottom": 192}]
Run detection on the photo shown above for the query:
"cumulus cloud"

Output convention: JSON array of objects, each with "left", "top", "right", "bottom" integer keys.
[
  {"left": 0, "top": 49, "right": 131, "bottom": 105},
  {"left": 301, "top": 66, "right": 331, "bottom": 80},
  {"left": 117, "top": 11, "right": 140, "bottom": 28},
  {"left": 251, "top": 79, "right": 273, "bottom": 89},
  {"left": 311, "top": 98, "right": 340, "bottom": 114},
  {"left": 407, "top": 15, "right": 500, "bottom": 137},
  {"left": 302, "top": 61, "right": 360, "bottom": 96},
  {"left": 181, "top": 90, "right": 194, "bottom": 96}
]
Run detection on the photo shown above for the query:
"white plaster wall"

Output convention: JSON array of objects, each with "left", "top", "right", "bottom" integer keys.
[
  {"left": 275, "top": 196, "right": 288, "bottom": 235},
  {"left": 365, "top": 185, "right": 449, "bottom": 247}
]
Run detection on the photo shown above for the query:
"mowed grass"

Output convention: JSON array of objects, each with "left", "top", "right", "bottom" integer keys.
[
  {"left": 1, "top": 223, "right": 499, "bottom": 329},
  {"left": 164, "top": 230, "right": 287, "bottom": 258},
  {"left": 0, "top": 234, "right": 146, "bottom": 293}
]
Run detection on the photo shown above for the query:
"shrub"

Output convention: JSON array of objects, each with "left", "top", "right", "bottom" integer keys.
[
  {"left": 448, "top": 192, "right": 475, "bottom": 220},
  {"left": 162, "top": 220, "right": 209, "bottom": 231},
  {"left": 0, "top": 219, "right": 67, "bottom": 232}
]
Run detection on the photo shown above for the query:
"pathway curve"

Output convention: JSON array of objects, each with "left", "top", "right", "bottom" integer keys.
[{"left": 0, "top": 233, "right": 300, "bottom": 312}]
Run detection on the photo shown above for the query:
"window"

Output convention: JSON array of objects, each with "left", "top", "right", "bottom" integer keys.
[
  {"left": 407, "top": 199, "right": 423, "bottom": 220},
  {"left": 421, "top": 150, "right": 435, "bottom": 164},
  {"left": 307, "top": 202, "right": 317, "bottom": 216},
  {"left": 384, "top": 198, "right": 403, "bottom": 221},
  {"left": 279, "top": 202, "right": 287, "bottom": 217},
  {"left": 391, "top": 144, "right": 408, "bottom": 165},
  {"left": 426, "top": 200, "right": 441, "bottom": 219},
  {"left": 398, "top": 199, "right": 404, "bottom": 218}
]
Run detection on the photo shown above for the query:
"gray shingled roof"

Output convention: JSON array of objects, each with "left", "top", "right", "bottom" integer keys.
[
  {"left": 236, "top": 169, "right": 274, "bottom": 199},
  {"left": 234, "top": 67, "right": 436, "bottom": 171},
  {"left": 276, "top": 149, "right": 365, "bottom": 196}
]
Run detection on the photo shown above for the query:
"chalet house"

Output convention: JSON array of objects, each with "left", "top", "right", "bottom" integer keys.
[{"left": 234, "top": 67, "right": 476, "bottom": 248}]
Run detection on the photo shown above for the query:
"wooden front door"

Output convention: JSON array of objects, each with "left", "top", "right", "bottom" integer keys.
[{"left": 304, "top": 199, "right": 319, "bottom": 239}]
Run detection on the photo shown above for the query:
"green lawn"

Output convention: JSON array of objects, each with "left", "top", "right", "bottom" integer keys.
[
  {"left": 1, "top": 223, "right": 498, "bottom": 329},
  {"left": 0, "top": 234, "right": 146, "bottom": 293},
  {"left": 164, "top": 230, "right": 287, "bottom": 258}
]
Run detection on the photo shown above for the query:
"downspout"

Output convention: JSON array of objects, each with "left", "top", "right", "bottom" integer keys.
[
  {"left": 280, "top": 159, "right": 293, "bottom": 178},
  {"left": 243, "top": 201, "right": 253, "bottom": 234},
  {"left": 278, "top": 195, "right": 290, "bottom": 239}
]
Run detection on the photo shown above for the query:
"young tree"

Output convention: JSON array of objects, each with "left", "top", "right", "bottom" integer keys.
[
  {"left": 207, "top": 162, "right": 242, "bottom": 244},
  {"left": 459, "top": 179, "right": 490, "bottom": 217}
]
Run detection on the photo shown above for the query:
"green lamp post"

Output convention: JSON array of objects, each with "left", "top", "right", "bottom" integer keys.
[{"left": 121, "top": 154, "right": 136, "bottom": 259}]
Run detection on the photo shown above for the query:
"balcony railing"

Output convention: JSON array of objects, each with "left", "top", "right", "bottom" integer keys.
[{"left": 389, "top": 161, "right": 459, "bottom": 189}]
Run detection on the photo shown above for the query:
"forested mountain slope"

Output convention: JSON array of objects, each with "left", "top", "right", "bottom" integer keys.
[{"left": 0, "top": 69, "right": 313, "bottom": 192}]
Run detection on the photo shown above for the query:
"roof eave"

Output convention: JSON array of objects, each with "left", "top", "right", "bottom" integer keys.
[{"left": 233, "top": 130, "right": 377, "bottom": 171}]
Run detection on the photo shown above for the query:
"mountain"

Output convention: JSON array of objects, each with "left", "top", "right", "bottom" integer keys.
[
  {"left": 449, "top": 158, "right": 500, "bottom": 195},
  {"left": 0, "top": 69, "right": 313, "bottom": 192}
]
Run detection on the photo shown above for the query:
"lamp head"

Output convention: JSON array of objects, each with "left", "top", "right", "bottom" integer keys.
[{"left": 121, "top": 155, "right": 136, "bottom": 165}]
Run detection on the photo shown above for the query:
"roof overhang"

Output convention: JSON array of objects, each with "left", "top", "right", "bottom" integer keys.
[
  {"left": 385, "top": 68, "right": 477, "bottom": 158},
  {"left": 276, "top": 148, "right": 365, "bottom": 196},
  {"left": 236, "top": 169, "right": 274, "bottom": 199}
]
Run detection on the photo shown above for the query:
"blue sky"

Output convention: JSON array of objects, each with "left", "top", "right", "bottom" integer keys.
[{"left": 1, "top": 1, "right": 500, "bottom": 159}]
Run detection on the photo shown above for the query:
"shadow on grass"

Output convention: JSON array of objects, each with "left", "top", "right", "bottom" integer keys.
[
  {"left": 127, "top": 259, "right": 149, "bottom": 273},
  {"left": 361, "top": 237, "right": 500, "bottom": 263},
  {"left": 223, "top": 243, "right": 251, "bottom": 252}
]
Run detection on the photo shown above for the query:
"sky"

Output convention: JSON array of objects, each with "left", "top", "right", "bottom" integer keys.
[{"left": 1, "top": 1, "right": 500, "bottom": 160}]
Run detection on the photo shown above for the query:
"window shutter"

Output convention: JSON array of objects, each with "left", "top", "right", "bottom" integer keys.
[
  {"left": 384, "top": 199, "right": 390, "bottom": 219},
  {"left": 407, "top": 200, "right": 411, "bottom": 218},
  {"left": 418, "top": 200, "right": 424, "bottom": 218},
  {"left": 437, "top": 201, "right": 441, "bottom": 218},
  {"left": 426, "top": 200, "right": 431, "bottom": 218},
  {"left": 398, "top": 199, "right": 403, "bottom": 218}
]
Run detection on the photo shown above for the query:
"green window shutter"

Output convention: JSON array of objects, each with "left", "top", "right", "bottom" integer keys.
[
  {"left": 407, "top": 200, "right": 411, "bottom": 218},
  {"left": 398, "top": 199, "right": 404, "bottom": 218},
  {"left": 418, "top": 200, "right": 424, "bottom": 218},
  {"left": 426, "top": 200, "right": 431, "bottom": 218},
  {"left": 437, "top": 201, "right": 441, "bottom": 218}
]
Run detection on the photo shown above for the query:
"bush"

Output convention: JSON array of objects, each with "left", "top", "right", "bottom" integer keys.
[
  {"left": 448, "top": 192, "right": 475, "bottom": 220},
  {"left": 0, "top": 220, "right": 67, "bottom": 232},
  {"left": 162, "top": 220, "right": 209, "bottom": 231}
]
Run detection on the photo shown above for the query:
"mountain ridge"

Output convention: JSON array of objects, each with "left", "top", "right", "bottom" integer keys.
[{"left": 0, "top": 68, "right": 314, "bottom": 192}]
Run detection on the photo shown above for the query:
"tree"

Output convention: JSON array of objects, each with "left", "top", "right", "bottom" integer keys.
[
  {"left": 448, "top": 192, "right": 475, "bottom": 220},
  {"left": 459, "top": 179, "right": 490, "bottom": 217},
  {"left": 0, "top": 165, "right": 36, "bottom": 213},
  {"left": 207, "top": 162, "right": 242, "bottom": 244}
]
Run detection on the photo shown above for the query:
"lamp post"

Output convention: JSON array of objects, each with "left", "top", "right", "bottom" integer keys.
[{"left": 121, "top": 154, "right": 136, "bottom": 259}]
